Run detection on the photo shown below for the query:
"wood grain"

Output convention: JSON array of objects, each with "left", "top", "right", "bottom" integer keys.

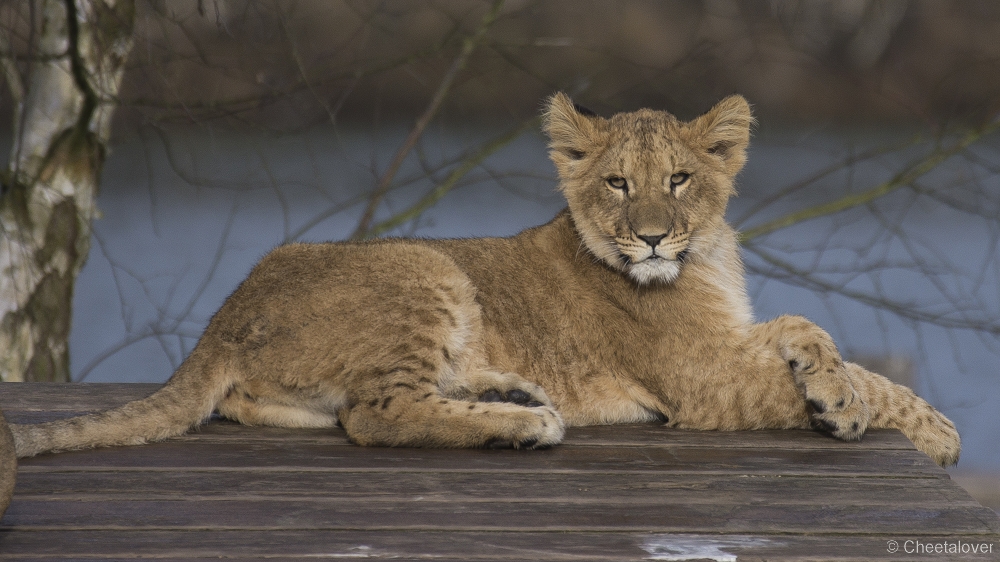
[
  {"left": 0, "top": 383, "right": 997, "bottom": 561},
  {"left": 1, "top": 530, "right": 998, "bottom": 561},
  {"left": 14, "top": 439, "right": 947, "bottom": 477}
]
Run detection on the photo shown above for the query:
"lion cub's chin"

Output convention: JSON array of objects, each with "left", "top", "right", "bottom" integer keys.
[{"left": 627, "top": 258, "right": 682, "bottom": 285}]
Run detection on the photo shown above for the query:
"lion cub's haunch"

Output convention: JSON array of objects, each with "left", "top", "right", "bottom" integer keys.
[{"left": 11, "top": 94, "right": 960, "bottom": 466}]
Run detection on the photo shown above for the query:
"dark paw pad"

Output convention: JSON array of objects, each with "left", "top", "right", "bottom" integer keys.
[
  {"left": 811, "top": 417, "right": 839, "bottom": 435},
  {"left": 484, "top": 438, "right": 512, "bottom": 449},
  {"left": 516, "top": 438, "right": 538, "bottom": 449},
  {"left": 807, "top": 399, "right": 827, "bottom": 414},
  {"left": 506, "top": 389, "right": 533, "bottom": 404},
  {"left": 484, "top": 438, "right": 519, "bottom": 450},
  {"left": 484, "top": 437, "right": 545, "bottom": 450},
  {"left": 478, "top": 388, "right": 541, "bottom": 406},
  {"left": 479, "top": 389, "right": 504, "bottom": 403}
]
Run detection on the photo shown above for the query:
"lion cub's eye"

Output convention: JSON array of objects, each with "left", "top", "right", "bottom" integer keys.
[
  {"left": 669, "top": 172, "right": 690, "bottom": 196},
  {"left": 606, "top": 176, "right": 628, "bottom": 192}
]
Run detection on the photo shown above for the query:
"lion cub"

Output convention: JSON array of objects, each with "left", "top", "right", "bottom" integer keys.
[{"left": 12, "top": 94, "right": 960, "bottom": 466}]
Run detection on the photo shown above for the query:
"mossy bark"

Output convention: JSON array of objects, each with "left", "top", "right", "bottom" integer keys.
[{"left": 0, "top": 0, "right": 134, "bottom": 382}]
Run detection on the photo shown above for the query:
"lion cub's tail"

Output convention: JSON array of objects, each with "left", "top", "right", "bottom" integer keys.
[{"left": 10, "top": 350, "right": 233, "bottom": 458}]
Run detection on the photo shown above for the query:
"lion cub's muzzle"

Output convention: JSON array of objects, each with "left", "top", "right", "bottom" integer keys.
[
  {"left": 617, "top": 231, "right": 692, "bottom": 284},
  {"left": 632, "top": 231, "right": 690, "bottom": 263}
]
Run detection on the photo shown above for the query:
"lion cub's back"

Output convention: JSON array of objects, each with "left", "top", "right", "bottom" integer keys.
[{"left": 203, "top": 240, "right": 482, "bottom": 383}]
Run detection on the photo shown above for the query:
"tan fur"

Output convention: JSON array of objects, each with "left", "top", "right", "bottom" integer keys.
[{"left": 10, "top": 94, "right": 960, "bottom": 466}]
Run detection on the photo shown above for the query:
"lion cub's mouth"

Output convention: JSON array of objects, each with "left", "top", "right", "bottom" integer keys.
[
  {"left": 626, "top": 248, "right": 688, "bottom": 264},
  {"left": 616, "top": 248, "right": 688, "bottom": 285}
]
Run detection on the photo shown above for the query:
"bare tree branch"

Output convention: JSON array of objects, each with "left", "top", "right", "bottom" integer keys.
[
  {"left": 362, "top": 117, "right": 538, "bottom": 239},
  {"left": 350, "top": 0, "right": 505, "bottom": 239},
  {"left": 746, "top": 243, "right": 1000, "bottom": 335},
  {"left": 739, "top": 121, "right": 1000, "bottom": 243}
]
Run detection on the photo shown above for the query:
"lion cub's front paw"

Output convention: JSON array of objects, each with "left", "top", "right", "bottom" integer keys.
[
  {"left": 787, "top": 350, "right": 870, "bottom": 441},
  {"left": 806, "top": 386, "right": 870, "bottom": 442}
]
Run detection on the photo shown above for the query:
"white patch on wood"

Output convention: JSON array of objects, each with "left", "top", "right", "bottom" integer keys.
[
  {"left": 641, "top": 534, "right": 776, "bottom": 561},
  {"left": 302, "top": 545, "right": 381, "bottom": 558}
]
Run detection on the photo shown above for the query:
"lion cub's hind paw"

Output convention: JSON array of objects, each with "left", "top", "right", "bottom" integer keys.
[
  {"left": 479, "top": 403, "right": 565, "bottom": 450},
  {"left": 457, "top": 371, "right": 563, "bottom": 449},
  {"left": 478, "top": 388, "right": 545, "bottom": 408}
]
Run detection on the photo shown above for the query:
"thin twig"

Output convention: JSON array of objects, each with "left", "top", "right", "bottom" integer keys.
[
  {"left": 350, "top": 0, "right": 505, "bottom": 240},
  {"left": 746, "top": 244, "right": 1000, "bottom": 335},
  {"left": 732, "top": 135, "right": 924, "bottom": 229},
  {"left": 739, "top": 122, "right": 1000, "bottom": 243},
  {"left": 117, "top": 21, "right": 464, "bottom": 119},
  {"left": 361, "top": 117, "right": 538, "bottom": 239}
]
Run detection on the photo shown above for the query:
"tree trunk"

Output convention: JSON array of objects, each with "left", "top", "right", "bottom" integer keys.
[{"left": 0, "top": 0, "right": 134, "bottom": 382}]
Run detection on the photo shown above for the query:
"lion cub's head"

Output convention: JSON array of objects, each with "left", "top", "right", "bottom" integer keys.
[{"left": 543, "top": 93, "right": 753, "bottom": 285}]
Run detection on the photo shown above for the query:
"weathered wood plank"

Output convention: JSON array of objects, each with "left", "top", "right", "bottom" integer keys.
[
  {"left": 10, "top": 471, "right": 977, "bottom": 506},
  {"left": 3, "top": 383, "right": 998, "bottom": 562},
  {"left": 5, "top": 410, "right": 920, "bottom": 453},
  {"left": 0, "top": 530, "right": 998, "bottom": 560},
  {"left": 14, "top": 439, "right": 945, "bottom": 476},
  {"left": 562, "top": 424, "right": 917, "bottom": 449},
  {"left": 4, "top": 496, "right": 997, "bottom": 534}
]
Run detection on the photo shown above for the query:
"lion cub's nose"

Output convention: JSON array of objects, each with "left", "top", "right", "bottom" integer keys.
[{"left": 637, "top": 233, "right": 667, "bottom": 248}]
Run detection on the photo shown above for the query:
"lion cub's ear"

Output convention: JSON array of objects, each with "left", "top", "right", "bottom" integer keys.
[
  {"left": 687, "top": 95, "right": 755, "bottom": 176},
  {"left": 543, "top": 92, "right": 601, "bottom": 165}
]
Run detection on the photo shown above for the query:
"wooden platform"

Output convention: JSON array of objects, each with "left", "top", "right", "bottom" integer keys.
[{"left": 1, "top": 383, "right": 998, "bottom": 561}]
